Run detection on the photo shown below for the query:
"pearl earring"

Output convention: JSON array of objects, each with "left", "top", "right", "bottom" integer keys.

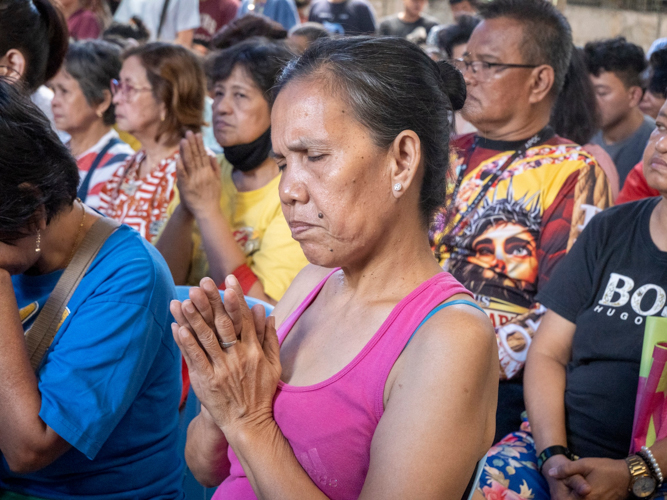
[
  {"left": 393, "top": 183, "right": 402, "bottom": 191},
  {"left": 35, "top": 230, "right": 41, "bottom": 253}
]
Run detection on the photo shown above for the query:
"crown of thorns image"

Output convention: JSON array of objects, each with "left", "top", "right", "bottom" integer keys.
[{"left": 455, "top": 179, "right": 542, "bottom": 250}]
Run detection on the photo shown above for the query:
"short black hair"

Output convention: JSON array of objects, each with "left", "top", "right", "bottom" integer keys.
[
  {"left": 210, "top": 13, "right": 287, "bottom": 51},
  {"left": 584, "top": 37, "right": 646, "bottom": 88},
  {"left": 649, "top": 47, "right": 667, "bottom": 97},
  {"left": 449, "top": 0, "right": 477, "bottom": 6},
  {"left": 0, "top": 79, "right": 79, "bottom": 240},
  {"left": 64, "top": 40, "right": 122, "bottom": 126},
  {"left": 0, "top": 0, "right": 69, "bottom": 92},
  {"left": 275, "top": 36, "right": 466, "bottom": 226},
  {"left": 288, "top": 22, "right": 330, "bottom": 43},
  {"left": 102, "top": 16, "right": 150, "bottom": 46},
  {"left": 436, "top": 15, "right": 480, "bottom": 59},
  {"left": 479, "top": 0, "right": 573, "bottom": 96},
  {"left": 205, "top": 38, "right": 294, "bottom": 100}
]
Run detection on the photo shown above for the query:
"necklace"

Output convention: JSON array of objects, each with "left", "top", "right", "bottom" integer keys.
[{"left": 63, "top": 199, "right": 86, "bottom": 269}]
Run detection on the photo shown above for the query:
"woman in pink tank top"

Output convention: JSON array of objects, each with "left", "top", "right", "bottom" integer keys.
[{"left": 171, "top": 36, "right": 499, "bottom": 500}]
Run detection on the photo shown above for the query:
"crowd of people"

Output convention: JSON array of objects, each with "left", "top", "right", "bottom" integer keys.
[{"left": 0, "top": 0, "right": 666, "bottom": 498}]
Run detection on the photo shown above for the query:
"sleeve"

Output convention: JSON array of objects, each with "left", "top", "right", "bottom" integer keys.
[
  {"left": 38, "top": 298, "right": 174, "bottom": 460},
  {"left": 616, "top": 162, "right": 660, "bottom": 204},
  {"left": 356, "top": 2, "right": 376, "bottom": 33},
  {"left": 273, "top": 0, "right": 299, "bottom": 30},
  {"left": 251, "top": 208, "right": 309, "bottom": 301},
  {"left": 175, "top": 0, "right": 201, "bottom": 32}
]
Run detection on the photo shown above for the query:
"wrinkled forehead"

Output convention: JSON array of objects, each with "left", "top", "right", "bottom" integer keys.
[
  {"left": 466, "top": 18, "right": 526, "bottom": 62},
  {"left": 271, "top": 76, "right": 355, "bottom": 149}
]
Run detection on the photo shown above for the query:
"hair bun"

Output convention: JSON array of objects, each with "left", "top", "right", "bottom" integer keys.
[{"left": 436, "top": 60, "right": 466, "bottom": 111}]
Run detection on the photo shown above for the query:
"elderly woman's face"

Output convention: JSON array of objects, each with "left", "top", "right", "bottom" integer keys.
[
  {"left": 212, "top": 65, "right": 271, "bottom": 148},
  {"left": 113, "top": 56, "right": 163, "bottom": 137},
  {"left": 50, "top": 68, "right": 102, "bottom": 135},
  {"left": 272, "top": 78, "right": 394, "bottom": 267}
]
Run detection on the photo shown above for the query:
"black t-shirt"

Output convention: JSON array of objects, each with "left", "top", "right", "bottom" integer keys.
[
  {"left": 308, "top": 0, "right": 376, "bottom": 35},
  {"left": 377, "top": 14, "right": 438, "bottom": 38},
  {"left": 536, "top": 197, "right": 667, "bottom": 459}
]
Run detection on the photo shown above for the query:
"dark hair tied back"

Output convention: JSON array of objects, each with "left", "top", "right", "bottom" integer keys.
[
  {"left": 437, "top": 60, "right": 466, "bottom": 111},
  {"left": 276, "top": 36, "right": 465, "bottom": 226}
]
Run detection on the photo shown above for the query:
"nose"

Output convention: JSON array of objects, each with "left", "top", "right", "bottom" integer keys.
[
  {"left": 214, "top": 93, "right": 233, "bottom": 116},
  {"left": 655, "top": 131, "right": 667, "bottom": 154},
  {"left": 278, "top": 162, "right": 309, "bottom": 207},
  {"left": 112, "top": 91, "right": 123, "bottom": 106}
]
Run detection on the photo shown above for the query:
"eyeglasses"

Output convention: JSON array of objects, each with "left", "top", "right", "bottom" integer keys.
[
  {"left": 453, "top": 59, "right": 538, "bottom": 83},
  {"left": 110, "top": 79, "right": 153, "bottom": 100}
]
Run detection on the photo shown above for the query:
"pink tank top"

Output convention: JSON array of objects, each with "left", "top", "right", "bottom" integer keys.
[{"left": 214, "top": 269, "right": 472, "bottom": 500}]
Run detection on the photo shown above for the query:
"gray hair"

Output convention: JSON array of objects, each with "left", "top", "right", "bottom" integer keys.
[{"left": 63, "top": 40, "right": 122, "bottom": 126}]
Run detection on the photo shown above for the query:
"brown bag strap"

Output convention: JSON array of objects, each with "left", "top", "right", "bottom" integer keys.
[{"left": 25, "top": 217, "right": 121, "bottom": 372}]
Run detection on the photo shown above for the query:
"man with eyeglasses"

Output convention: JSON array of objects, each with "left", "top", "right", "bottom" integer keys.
[{"left": 429, "top": 0, "right": 612, "bottom": 449}]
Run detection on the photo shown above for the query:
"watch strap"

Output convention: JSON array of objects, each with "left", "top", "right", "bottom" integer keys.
[
  {"left": 626, "top": 454, "right": 657, "bottom": 497},
  {"left": 537, "top": 445, "right": 578, "bottom": 473}
]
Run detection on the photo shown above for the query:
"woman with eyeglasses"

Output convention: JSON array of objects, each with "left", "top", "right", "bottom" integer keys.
[
  {"left": 51, "top": 40, "right": 135, "bottom": 211},
  {"left": 99, "top": 42, "right": 206, "bottom": 242}
]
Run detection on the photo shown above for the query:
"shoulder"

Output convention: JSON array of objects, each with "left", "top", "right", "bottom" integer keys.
[
  {"left": 88, "top": 223, "right": 175, "bottom": 308},
  {"left": 271, "top": 264, "right": 331, "bottom": 326},
  {"left": 349, "top": 0, "right": 373, "bottom": 10}
]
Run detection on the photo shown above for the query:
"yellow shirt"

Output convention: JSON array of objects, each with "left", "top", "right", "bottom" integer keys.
[{"left": 167, "top": 155, "right": 309, "bottom": 300}]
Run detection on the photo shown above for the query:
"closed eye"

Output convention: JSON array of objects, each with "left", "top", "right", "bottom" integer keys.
[{"left": 308, "top": 155, "right": 326, "bottom": 162}]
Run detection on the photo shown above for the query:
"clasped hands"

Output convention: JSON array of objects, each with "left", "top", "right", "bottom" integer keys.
[
  {"left": 170, "top": 276, "right": 282, "bottom": 438},
  {"left": 544, "top": 455, "right": 632, "bottom": 500}
]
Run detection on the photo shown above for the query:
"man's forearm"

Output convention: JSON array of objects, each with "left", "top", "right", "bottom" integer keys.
[{"left": 185, "top": 413, "right": 232, "bottom": 487}]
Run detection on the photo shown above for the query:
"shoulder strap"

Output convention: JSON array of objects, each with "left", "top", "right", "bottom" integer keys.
[
  {"left": 404, "top": 299, "right": 484, "bottom": 348},
  {"left": 157, "top": 0, "right": 172, "bottom": 40},
  {"left": 78, "top": 138, "right": 121, "bottom": 202},
  {"left": 25, "top": 216, "right": 121, "bottom": 372}
]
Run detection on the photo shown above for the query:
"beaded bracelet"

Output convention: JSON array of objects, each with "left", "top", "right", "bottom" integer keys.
[{"left": 638, "top": 446, "right": 664, "bottom": 486}]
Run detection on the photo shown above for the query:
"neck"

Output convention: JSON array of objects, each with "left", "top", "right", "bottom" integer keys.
[
  {"left": 30, "top": 201, "right": 98, "bottom": 275},
  {"left": 61, "top": 1, "right": 81, "bottom": 19},
  {"left": 69, "top": 121, "right": 111, "bottom": 157},
  {"left": 134, "top": 130, "right": 179, "bottom": 177},
  {"left": 232, "top": 157, "right": 279, "bottom": 192},
  {"left": 651, "top": 196, "right": 667, "bottom": 252},
  {"left": 399, "top": 10, "right": 420, "bottom": 23},
  {"left": 603, "top": 108, "right": 645, "bottom": 144},
  {"left": 338, "top": 211, "right": 443, "bottom": 303},
  {"left": 476, "top": 112, "right": 550, "bottom": 142}
]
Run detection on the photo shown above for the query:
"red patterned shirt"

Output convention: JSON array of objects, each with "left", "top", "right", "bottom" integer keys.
[{"left": 99, "top": 150, "right": 179, "bottom": 242}]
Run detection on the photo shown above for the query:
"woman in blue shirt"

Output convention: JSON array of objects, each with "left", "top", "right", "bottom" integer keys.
[{"left": 0, "top": 79, "right": 183, "bottom": 499}]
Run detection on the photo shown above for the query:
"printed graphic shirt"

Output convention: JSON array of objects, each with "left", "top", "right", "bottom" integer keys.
[
  {"left": 73, "top": 129, "right": 134, "bottom": 211},
  {"left": 164, "top": 155, "right": 309, "bottom": 300},
  {"left": 430, "top": 131, "right": 613, "bottom": 380},
  {"left": 536, "top": 198, "right": 667, "bottom": 458},
  {"left": 99, "top": 150, "right": 179, "bottom": 242}
]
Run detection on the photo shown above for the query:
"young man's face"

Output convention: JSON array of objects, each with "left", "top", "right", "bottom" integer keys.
[
  {"left": 403, "top": 0, "right": 427, "bottom": 18},
  {"left": 590, "top": 70, "right": 641, "bottom": 131},
  {"left": 450, "top": 0, "right": 476, "bottom": 20}
]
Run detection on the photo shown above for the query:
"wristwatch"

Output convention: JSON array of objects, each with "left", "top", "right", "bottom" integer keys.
[
  {"left": 626, "top": 454, "right": 658, "bottom": 498},
  {"left": 537, "top": 445, "right": 578, "bottom": 473}
]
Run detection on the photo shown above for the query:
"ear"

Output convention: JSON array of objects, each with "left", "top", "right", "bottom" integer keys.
[
  {"left": 388, "top": 130, "right": 421, "bottom": 199},
  {"left": 628, "top": 85, "right": 644, "bottom": 108},
  {"left": 0, "top": 49, "right": 27, "bottom": 81},
  {"left": 96, "top": 89, "right": 113, "bottom": 119},
  {"left": 527, "top": 64, "right": 555, "bottom": 105}
]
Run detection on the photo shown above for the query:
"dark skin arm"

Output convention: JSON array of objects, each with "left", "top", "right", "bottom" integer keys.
[{"left": 0, "top": 269, "right": 71, "bottom": 473}]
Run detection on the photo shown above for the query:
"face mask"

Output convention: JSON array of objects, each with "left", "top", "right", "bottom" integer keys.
[{"left": 223, "top": 127, "right": 272, "bottom": 173}]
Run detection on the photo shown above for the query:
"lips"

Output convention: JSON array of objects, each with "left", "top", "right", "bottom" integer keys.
[
  {"left": 288, "top": 221, "right": 317, "bottom": 236},
  {"left": 650, "top": 156, "right": 667, "bottom": 169}
]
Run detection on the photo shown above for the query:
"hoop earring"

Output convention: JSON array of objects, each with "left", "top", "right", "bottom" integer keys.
[{"left": 35, "top": 230, "right": 41, "bottom": 253}]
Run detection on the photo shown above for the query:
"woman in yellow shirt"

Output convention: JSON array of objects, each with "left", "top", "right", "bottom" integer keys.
[{"left": 156, "top": 39, "right": 307, "bottom": 303}]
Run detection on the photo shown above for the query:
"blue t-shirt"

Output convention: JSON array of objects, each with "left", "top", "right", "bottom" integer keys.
[
  {"left": 0, "top": 225, "right": 184, "bottom": 499},
  {"left": 237, "top": 0, "right": 299, "bottom": 30}
]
